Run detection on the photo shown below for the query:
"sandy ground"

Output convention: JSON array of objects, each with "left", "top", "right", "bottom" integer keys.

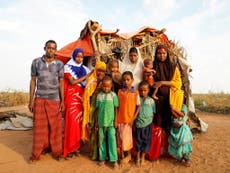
[{"left": 0, "top": 105, "right": 230, "bottom": 173}]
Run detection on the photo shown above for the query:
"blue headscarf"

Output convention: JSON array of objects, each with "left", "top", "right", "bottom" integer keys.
[
  {"left": 67, "top": 48, "right": 86, "bottom": 87},
  {"left": 72, "top": 48, "right": 84, "bottom": 60}
]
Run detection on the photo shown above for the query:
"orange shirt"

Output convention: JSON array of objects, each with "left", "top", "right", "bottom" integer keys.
[{"left": 117, "top": 88, "right": 140, "bottom": 123}]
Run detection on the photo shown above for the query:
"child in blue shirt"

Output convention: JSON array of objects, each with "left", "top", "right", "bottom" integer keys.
[{"left": 135, "top": 81, "right": 156, "bottom": 167}]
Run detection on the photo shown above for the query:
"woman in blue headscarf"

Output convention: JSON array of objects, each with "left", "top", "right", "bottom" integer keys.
[{"left": 63, "top": 48, "right": 91, "bottom": 158}]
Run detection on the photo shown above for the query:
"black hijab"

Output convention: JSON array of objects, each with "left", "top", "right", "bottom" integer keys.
[{"left": 153, "top": 45, "right": 177, "bottom": 97}]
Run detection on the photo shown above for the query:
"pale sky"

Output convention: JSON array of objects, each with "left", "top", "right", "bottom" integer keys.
[{"left": 0, "top": 0, "right": 230, "bottom": 93}]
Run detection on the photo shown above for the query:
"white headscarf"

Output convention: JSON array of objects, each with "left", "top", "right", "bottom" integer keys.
[
  {"left": 119, "top": 47, "right": 143, "bottom": 89},
  {"left": 64, "top": 58, "right": 90, "bottom": 87}
]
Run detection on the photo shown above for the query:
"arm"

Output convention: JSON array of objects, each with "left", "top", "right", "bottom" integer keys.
[
  {"left": 153, "top": 80, "right": 174, "bottom": 88},
  {"left": 28, "top": 76, "right": 36, "bottom": 113},
  {"left": 171, "top": 105, "right": 184, "bottom": 118},
  {"left": 114, "top": 107, "right": 118, "bottom": 128},
  {"left": 144, "top": 67, "right": 156, "bottom": 74},
  {"left": 153, "top": 67, "right": 182, "bottom": 89},
  {"left": 67, "top": 70, "right": 93, "bottom": 85},
  {"left": 59, "top": 78, "right": 65, "bottom": 112},
  {"left": 67, "top": 75, "right": 87, "bottom": 85},
  {"left": 94, "top": 107, "right": 99, "bottom": 130},
  {"left": 112, "top": 72, "right": 122, "bottom": 85},
  {"left": 131, "top": 92, "right": 141, "bottom": 125},
  {"left": 132, "top": 105, "right": 141, "bottom": 123}
]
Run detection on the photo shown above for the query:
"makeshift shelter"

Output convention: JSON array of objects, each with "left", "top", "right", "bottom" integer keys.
[{"left": 56, "top": 20, "right": 208, "bottom": 133}]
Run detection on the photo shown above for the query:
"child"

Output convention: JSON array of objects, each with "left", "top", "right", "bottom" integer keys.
[
  {"left": 107, "top": 59, "right": 122, "bottom": 93},
  {"left": 143, "top": 58, "right": 155, "bottom": 86},
  {"left": 135, "top": 81, "right": 156, "bottom": 167},
  {"left": 142, "top": 58, "right": 158, "bottom": 100},
  {"left": 115, "top": 71, "right": 140, "bottom": 165},
  {"left": 82, "top": 61, "right": 107, "bottom": 160},
  {"left": 119, "top": 47, "right": 143, "bottom": 89},
  {"left": 168, "top": 103, "right": 193, "bottom": 167},
  {"left": 95, "top": 75, "right": 119, "bottom": 169}
]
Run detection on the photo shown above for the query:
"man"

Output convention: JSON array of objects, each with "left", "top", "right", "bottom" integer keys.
[{"left": 28, "top": 40, "right": 64, "bottom": 162}]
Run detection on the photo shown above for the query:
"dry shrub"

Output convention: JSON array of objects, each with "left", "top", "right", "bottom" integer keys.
[
  {"left": 0, "top": 90, "right": 29, "bottom": 107},
  {"left": 193, "top": 93, "right": 230, "bottom": 114}
]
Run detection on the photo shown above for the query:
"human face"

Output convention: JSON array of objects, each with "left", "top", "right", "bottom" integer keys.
[
  {"left": 129, "top": 52, "right": 138, "bottom": 64},
  {"left": 74, "top": 52, "right": 84, "bottom": 64},
  {"left": 96, "top": 68, "right": 106, "bottom": 81},
  {"left": 143, "top": 71, "right": 152, "bottom": 81},
  {"left": 156, "top": 48, "right": 167, "bottom": 62},
  {"left": 146, "top": 63, "right": 153, "bottom": 69},
  {"left": 109, "top": 62, "right": 119, "bottom": 73},
  {"left": 45, "top": 42, "right": 57, "bottom": 58},
  {"left": 122, "top": 74, "right": 133, "bottom": 89},
  {"left": 102, "top": 80, "right": 112, "bottom": 93},
  {"left": 139, "top": 85, "right": 149, "bottom": 98}
]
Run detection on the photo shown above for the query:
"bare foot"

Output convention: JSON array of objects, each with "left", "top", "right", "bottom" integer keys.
[
  {"left": 140, "top": 159, "right": 147, "bottom": 167},
  {"left": 136, "top": 159, "right": 141, "bottom": 167},
  {"left": 121, "top": 155, "right": 131, "bottom": 165},
  {"left": 112, "top": 162, "right": 119, "bottom": 169},
  {"left": 28, "top": 156, "right": 38, "bottom": 164},
  {"left": 98, "top": 161, "right": 105, "bottom": 166},
  {"left": 184, "top": 160, "right": 191, "bottom": 167},
  {"left": 152, "top": 95, "right": 158, "bottom": 100}
]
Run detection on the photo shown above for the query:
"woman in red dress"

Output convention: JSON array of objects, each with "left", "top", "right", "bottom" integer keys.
[{"left": 63, "top": 48, "right": 91, "bottom": 158}]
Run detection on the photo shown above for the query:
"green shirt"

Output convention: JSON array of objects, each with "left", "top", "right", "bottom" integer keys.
[
  {"left": 96, "top": 91, "right": 119, "bottom": 127},
  {"left": 135, "top": 96, "right": 156, "bottom": 128}
]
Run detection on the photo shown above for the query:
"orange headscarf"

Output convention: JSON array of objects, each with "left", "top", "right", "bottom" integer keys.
[{"left": 81, "top": 61, "right": 106, "bottom": 141}]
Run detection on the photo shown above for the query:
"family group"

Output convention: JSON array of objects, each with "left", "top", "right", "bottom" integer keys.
[{"left": 28, "top": 39, "right": 193, "bottom": 168}]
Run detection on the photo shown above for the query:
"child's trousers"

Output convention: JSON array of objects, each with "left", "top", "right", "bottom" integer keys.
[{"left": 99, "top": 127, "right": 118, "bottom": 162}]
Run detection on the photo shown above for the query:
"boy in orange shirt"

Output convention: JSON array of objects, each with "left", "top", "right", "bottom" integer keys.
[{"left": 115, "top": 71, "right": 140, "bottom": 166}]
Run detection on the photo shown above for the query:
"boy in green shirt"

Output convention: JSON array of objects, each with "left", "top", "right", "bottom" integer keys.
[{"left": 95, "top": 75, "right": 119, "bottom": 169}]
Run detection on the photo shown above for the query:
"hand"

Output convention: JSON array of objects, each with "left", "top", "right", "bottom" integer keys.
[
  {"left": 129, "top": 122, "right": 133, "bottom": 127},
  {"left": 59, "top": 101, "right": 65, "bottom": 112},
  {"left": 95, "top": 122, "right": 98, "bottom": 131},
  {"left": 28, "top": 100, "right": 34, "bottom": 113},
  {"left": 114, "top": 121, "right": 118, "bottom": 128},
  {"left": 170, "top": 104, "right": 175, "bottom": 111}
]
